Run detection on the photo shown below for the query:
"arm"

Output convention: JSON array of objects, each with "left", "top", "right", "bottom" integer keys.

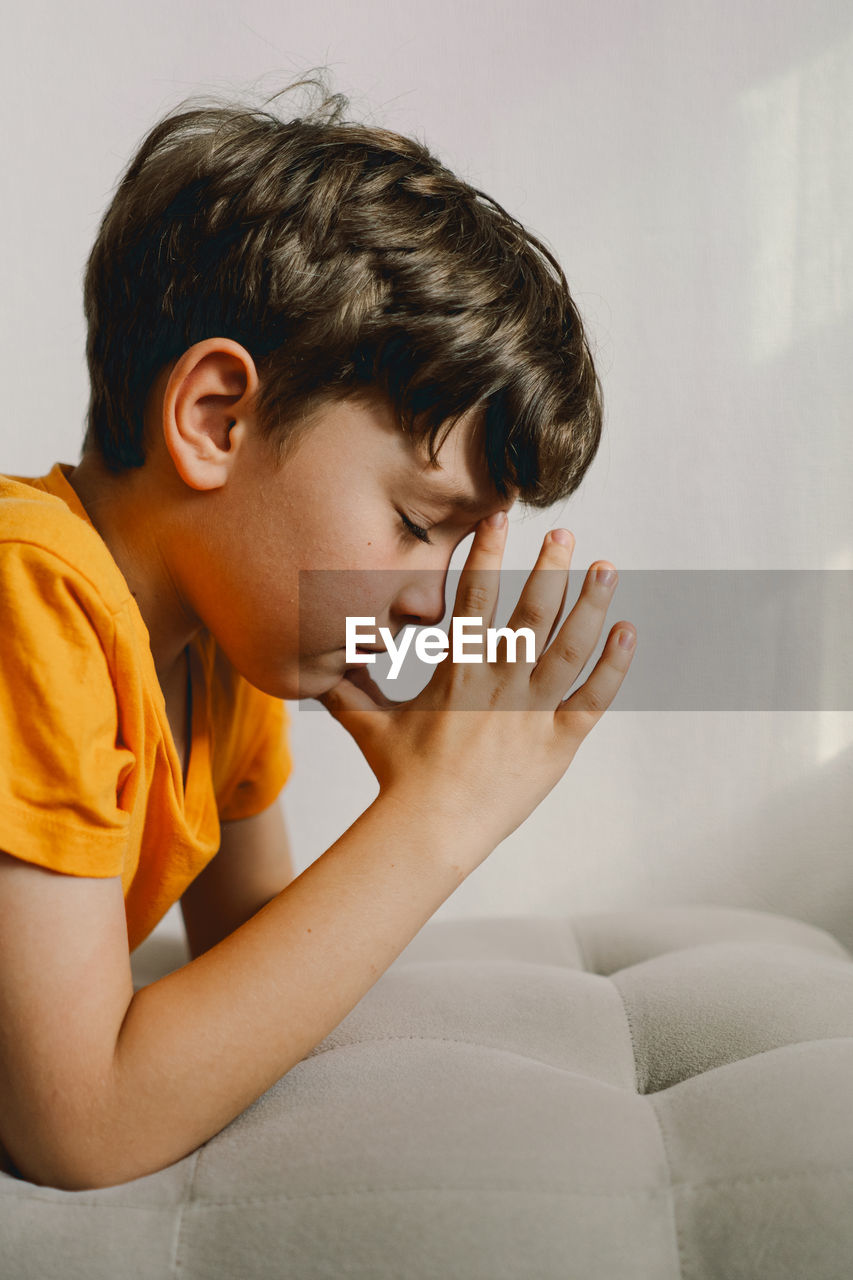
[
  {"left": 180, "top": 801, "right": 296, "bottom": 960},
  {"left": 0, "top": 785, "right": 484, "bottom": 1191},
  {"left": 0, "top": 520, "right": 634, "bottom": 1192}
]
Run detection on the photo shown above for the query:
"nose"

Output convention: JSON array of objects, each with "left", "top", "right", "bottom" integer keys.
[{"left": 390, "top": 566, "right": 448, "bottom": 629}]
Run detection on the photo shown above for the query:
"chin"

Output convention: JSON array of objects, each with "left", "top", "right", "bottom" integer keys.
[
  {"left": 238, "top": 660, "right": 313, "bottom": 702},
  {"left": 290, "top": 659, "right": 352, "bottom": 701}
]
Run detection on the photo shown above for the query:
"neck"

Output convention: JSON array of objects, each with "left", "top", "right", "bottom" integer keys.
[{"left": 66, "top": 451, "right": 202, "bottom": 688}]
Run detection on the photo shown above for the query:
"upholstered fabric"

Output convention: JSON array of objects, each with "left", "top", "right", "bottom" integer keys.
[{"left": 2, "top": 906, "right": 853, "bottom": 1278}]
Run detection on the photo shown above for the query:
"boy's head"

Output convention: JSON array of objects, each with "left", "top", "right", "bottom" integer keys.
[
  {"left": 82, "top": 77, "right": 602, "bottom": 512},
  {"left": 74, "top": 77, "right": 605, "bottom": 699}
]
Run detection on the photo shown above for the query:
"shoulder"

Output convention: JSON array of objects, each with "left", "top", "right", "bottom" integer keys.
[{"left": 0, "top": 473, "right": 133, "bottom": 620}]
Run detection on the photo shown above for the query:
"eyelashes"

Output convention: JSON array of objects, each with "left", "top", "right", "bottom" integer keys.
[{"left": 400, "top": 513, "right": 434, "bottom": 545}]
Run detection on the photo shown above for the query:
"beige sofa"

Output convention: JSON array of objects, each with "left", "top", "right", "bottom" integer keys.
[{"left": 2, "top": 906, "right": 853, "bottom": 1278}]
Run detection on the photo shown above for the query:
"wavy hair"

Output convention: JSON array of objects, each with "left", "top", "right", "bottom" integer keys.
[{"left": 82, "top": 73, "right": 603, "bottom": 507}]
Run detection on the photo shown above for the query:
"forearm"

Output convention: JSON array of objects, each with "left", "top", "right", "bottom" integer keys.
[{"left": 88, "top": 787, "right": 485, "bottom": 1187}]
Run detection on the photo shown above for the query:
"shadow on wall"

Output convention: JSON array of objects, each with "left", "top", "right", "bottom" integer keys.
[{"left": 671, "top": 738, "right": 853, "bottom": 952}]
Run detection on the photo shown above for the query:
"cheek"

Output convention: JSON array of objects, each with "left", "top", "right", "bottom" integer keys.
[
  {"left": 298, "top": 568, "right": 396, "bottom": 647},
  {"left": 291, "top": 513, "right": 375, "bottom": 575}
]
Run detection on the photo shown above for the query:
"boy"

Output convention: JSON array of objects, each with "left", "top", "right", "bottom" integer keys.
[{"left": 0, "top": 83, "right": 636, "bottom": 1190}]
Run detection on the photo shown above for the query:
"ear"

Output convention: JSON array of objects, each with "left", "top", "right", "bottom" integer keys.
[{"left": 160, "top": 339, "right": 260, "bottom": 492}]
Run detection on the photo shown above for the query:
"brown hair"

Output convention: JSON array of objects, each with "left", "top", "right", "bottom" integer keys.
[{"left": 82, "top": 73, "right": 603, "bottom": 508}]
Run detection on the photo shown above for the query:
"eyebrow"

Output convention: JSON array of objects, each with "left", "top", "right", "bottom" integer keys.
[{"left": 421, "top": 479, "right": 497, "bottom": 516}]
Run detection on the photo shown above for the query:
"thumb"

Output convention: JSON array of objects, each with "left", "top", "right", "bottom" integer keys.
[
  {"left": 316, "top": 671, "right": 385, "bottom": 733},
  {"left": 343, "top": 662, "right": 400, "bottom": 710}
]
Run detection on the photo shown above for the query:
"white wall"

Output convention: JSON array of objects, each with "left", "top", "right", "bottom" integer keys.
[{"left": 3, "top": 1, "right": 851, "bottom": 946}]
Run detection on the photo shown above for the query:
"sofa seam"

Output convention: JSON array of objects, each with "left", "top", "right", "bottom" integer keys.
[
  {"left": 175, "top": 1185, "right": 673, "bottom": 1209},
  {"left": 0, "top": 1194, "right": 181, "bottom": 1210},
  {"left": 610, "top": 975, "right": 684, "bottom": 1279},
  {"left": 166, "top": 1165, "right": 853, "bottom": 1211},
  {"left": 171, "top": 1147, "right": 202, "bottom": 1279},
  {"left": 607, "top": 976, "right": 642, "bottom": 1095},
  {"left": 305, "top": 1033, "right": 628, "bottom": 1084},
  {"left": 644, "top": 1034, "right": 853, "bottom": 1095},
  {"left": 648, "top": 1091, "right": 689, "bottom": 1279},
  {"left": 571, "top": 920, "right": 591, "bottom": 973},
  {"left": 6, "top": 1165, "right": 851, "bottom": 1214}
]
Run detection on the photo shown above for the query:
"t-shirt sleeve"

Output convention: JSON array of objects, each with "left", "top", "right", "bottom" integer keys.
[
  {"left": 213, "top": 669, "right": 293, "bottom": 823},
  {"left": 0, "top": 542, "right": 134, "bottom": 877}
]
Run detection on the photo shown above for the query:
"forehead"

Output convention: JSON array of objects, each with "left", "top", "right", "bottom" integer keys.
[
  {"left": 274, "top": 392, "right": 517, "bottom": 514},
  {"left": 410, "top": 406, "right": 517, "bottom": 514}
]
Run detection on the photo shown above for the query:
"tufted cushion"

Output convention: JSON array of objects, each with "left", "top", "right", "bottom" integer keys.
[{"left": 2, "top": 906, "right": 853, "bottom": 1278}]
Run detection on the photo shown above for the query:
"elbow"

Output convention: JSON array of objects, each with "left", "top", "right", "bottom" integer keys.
[
  {"left": 4, "top": 1127, "right": 121, "bottom": 1192},
  {"left": 9, "top": 1138, "right": 153, "bottom": 1192},
  {"left": 2, "top": 1091, "right": 147, "bottom": 1192}
]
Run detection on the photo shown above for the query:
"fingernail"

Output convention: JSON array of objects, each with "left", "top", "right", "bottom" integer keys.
[
  {"left": 485, "top": 510, "right": 507, "bottom": 529},
  {"left": 550, "top": 528, "right": 573, "bottom": 546},
  {"left": 618, "top": 629, "right": 636, "bottom": 650},
  {"left": 595, "top": 566, "right": 617, "bottom": 587}
]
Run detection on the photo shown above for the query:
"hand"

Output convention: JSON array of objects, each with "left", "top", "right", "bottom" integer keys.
[{"left": 318, "top": 516, "right": 636, "bottom": 858}]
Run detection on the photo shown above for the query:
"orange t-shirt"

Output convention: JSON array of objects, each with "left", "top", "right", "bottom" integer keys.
[{"left": 0, "top": 462, "right": 293, "bottom": 950}]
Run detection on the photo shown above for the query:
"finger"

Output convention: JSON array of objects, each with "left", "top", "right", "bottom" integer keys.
[
  {"left": 542, "top": 561, "right": 571, "bottom": 652},
  {"left": 555, "top": 622, "right": 636, "bottom": 737},
  {"left": 316, "top": 672, "right": 389, "bottom": 734},
  {"left": 450, "top": 511, "right": 508, "bottom": 630},
  {"left": 531, "top": 563, "right": 620, "bottom": 704},
  {"left": 500, "top": 529, "right": 575, "bottom": 664},
  {"left": 344, "top": 662, "right": 400, "bottom": 710}
]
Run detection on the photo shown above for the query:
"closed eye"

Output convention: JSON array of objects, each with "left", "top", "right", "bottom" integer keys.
[{"left": 400, "top": 513, "right": 434, "bottom": 545}]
